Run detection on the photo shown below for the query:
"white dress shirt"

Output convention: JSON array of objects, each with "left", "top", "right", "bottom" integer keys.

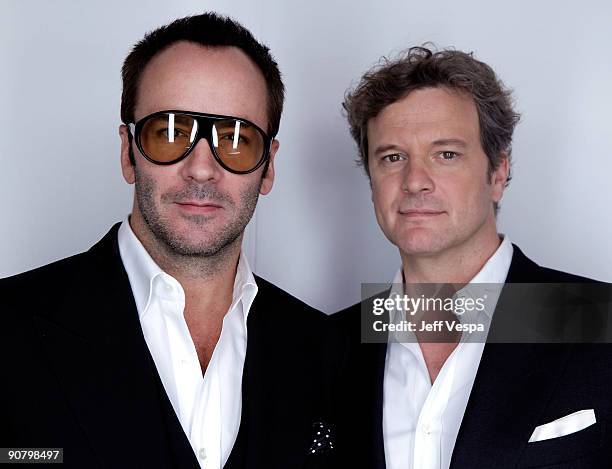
[
  {"left": 118, "top": 219, "right": 257, "bottom": 469},
  {"left": 383, "top": 236, "right": 514, "bottom": 469}
]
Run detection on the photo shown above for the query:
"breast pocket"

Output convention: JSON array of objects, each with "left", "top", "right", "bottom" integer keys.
[{"left": 518, "top": 420, "right": 605, "bottom": 468}]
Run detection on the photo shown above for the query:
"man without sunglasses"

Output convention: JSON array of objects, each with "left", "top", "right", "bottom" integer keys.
[
  {"left": 332, "top": 47, "right": 612, "bottom": 468},
  {"left": 0, "top": 13, "right": 339, "bottom": 469}
]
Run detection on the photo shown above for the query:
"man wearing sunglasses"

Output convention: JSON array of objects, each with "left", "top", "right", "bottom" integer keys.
[{"left": 1, "top": 13, "right": 338, "bottom": 469}]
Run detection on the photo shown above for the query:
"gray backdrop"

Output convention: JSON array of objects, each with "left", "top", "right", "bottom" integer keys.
[{"left": 2, "top": 0, "right": 611, "bottom": 313}]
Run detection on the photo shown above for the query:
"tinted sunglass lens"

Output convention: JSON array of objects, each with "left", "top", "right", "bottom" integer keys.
[
  {"left": 212, "top": 120, "right": 265, "bottom": 172},
  {"left": 140, "top": 113, "right": 198, "bottom": 163}
]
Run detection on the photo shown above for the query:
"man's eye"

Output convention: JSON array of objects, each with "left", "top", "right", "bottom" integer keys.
[
  {"left": 219, "top": 133, "right": 249, "bottom": 144},
  {"left": 382, "top": 154, "right": 404, "bottom": 163},
  {"left": 159, "top": 128, "right": 187, "bottom": 139},
  {"left": 439, "top": 151, "right": 458, "bottom": 160}
]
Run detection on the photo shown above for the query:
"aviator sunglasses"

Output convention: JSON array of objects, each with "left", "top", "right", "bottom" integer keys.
[{"left": 128, "top": 110, "right": 272, "bottom": 174}]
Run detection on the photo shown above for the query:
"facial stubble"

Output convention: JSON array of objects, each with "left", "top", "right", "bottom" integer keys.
[{"left": 134, "top": 165, "right": 261, "bottom": 260}]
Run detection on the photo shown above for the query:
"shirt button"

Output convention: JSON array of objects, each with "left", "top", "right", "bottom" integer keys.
[
  {"left": 421, "top": 423, "right": 431, "bottom": 434},
  {"left": 198, "top": 448, "right": 206, "bottom": 460}
]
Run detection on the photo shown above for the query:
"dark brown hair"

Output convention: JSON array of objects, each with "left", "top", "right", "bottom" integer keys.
[
  {"left": 343, "top": 46, "right": 520, "bottom": 184},
  {"left": 121, "top": 13, "right": 284, "bottom": 165}
]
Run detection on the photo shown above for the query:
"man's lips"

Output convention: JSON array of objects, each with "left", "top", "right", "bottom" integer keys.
[
  {"left": 399, "top": 209, "right": 445, "bottom": 217},
  {"left": 174, "top": 200, "right": 223, "bottom": 213}
]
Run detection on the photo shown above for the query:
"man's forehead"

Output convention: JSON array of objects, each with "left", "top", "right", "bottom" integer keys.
[
  {"left": 143, "top": 42, "right": 256, "bottom": 78},
  {"left": 134, "top": 41, "right": 268, "bottom": 125},
  {"left": 367, "top": 87, "right": 480, "bottom": 140}
]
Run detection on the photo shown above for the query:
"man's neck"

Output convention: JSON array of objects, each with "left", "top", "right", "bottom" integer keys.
[
  {"left": 400, "top": 223, "right": 502, "bottom": 384},
  {"left": 128, "top": 214, "right": 241, "bottom": 317},
  {"left": 401, "top": 226, "right": 502, "bottom": 286}
]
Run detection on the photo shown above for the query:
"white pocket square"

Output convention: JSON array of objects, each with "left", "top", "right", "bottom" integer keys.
[{"left": 528, "top": 409, "right": 596, "bottom": 443}]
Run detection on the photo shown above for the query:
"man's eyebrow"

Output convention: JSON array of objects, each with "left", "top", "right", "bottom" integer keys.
[
  {"left": 432, "top": 138, "right": 468, "bottom": 148},
  {"left": 373, "top": 139, "right": 468, "bottom": 154},
  {"left": 373, "top": 144, "right": 404, "bottom": 155}
]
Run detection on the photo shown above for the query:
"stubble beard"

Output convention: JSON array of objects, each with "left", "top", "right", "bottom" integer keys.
[{"left": 134, "top": 166, "right": 261, "bottom": 261}]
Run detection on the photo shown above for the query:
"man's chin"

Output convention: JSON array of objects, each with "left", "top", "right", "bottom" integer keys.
[
  {"left": 164, "top": 214, "right": 225, "bottom": 237},
  {"left": 394, "top": 232, "right": 451, "bottom": 258},
  {"left": 163, "top": 240, "right": 226, "bottom": 257},
  {"left": 173, "top": 211, "right": 223, "bottom": 226},
  {"left": 145, "top": 223, "right": 223, "bottom": 256},
  {"left": 399, "top": 245, "right": 446, "bottom": 257}
]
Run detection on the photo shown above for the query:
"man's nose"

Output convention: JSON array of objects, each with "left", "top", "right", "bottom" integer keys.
[
  {"left": 179, "top": 138, "right": 223, "bottom": 182},
  {"left": 401, "top": 158, "right": 435, "bottom": 195}
]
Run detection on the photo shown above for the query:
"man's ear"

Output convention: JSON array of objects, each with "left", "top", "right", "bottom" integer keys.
[
  {"left": 491, "top": 152, "right": 510, "bottom": 203},
  {"left": 119, "top": 124, "right": 135, "bottom": 184},
  {"left": 260, "top": 139, "right": 279, "bottom": 195}
]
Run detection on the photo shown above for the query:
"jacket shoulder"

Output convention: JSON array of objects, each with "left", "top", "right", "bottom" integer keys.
[
  {"left": 0, "top": 225, "right": 121, "bottom": 324},
  {"left": 1, "top": 224, "right": 120, "bottom": 294},
  {"left": 1, "top": 251, "right": 90, "bottom": 286},
  {"left": 252, "top": 274, "right": 327, "bottom": 324},
  {"left": 0, "top": 251, "right": 94, "bottom": 312},
  {"left": 331, "top": 286, "right": 391, "bottom": 325},
  {"left": 510, "top": 244, "right": 603, "bottom": 283},
  {"left": 330, "top": 300, "right": 361, "bottom": 326}
]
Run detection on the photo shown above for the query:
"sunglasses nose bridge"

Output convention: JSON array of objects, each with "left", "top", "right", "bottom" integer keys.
[
  {"left": 184, "top": 117, "right": 228, "bottom": 164},
  {"left": 188, "top": 117, "right": 221, "bottom": 161}
]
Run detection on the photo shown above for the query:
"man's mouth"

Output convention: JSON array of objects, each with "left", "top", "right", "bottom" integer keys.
[
  {"left": 399, "top": 209, "right": 445, "bottom": 218},
  {"left": 174, "top": 200, "right": 223, "bottom": 214}
]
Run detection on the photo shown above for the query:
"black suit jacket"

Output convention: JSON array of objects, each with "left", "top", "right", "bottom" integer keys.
[
  {"left": 332, "top": 245, "right": 612, "bottom": 468},
  {"left": 0, "top": 224, "right": 340, "bottom": 469}
]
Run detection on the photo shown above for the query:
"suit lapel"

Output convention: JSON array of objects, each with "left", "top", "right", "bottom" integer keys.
[
  {"left": 450, "top": 245, "right": 573, "bottom": 468},
  {"left": 32, "top": 225, "right": 199, "bottom": 468},
  {"left": 223, "top": 296, "right": 259, "bottom": 468},
  {"left": 225, "top": 279, "right": 310, "bottom": 468}
]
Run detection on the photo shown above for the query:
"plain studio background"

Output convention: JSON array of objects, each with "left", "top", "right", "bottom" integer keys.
[{"left": 2, "top": 0, "right": 611, "bottom": 313}]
